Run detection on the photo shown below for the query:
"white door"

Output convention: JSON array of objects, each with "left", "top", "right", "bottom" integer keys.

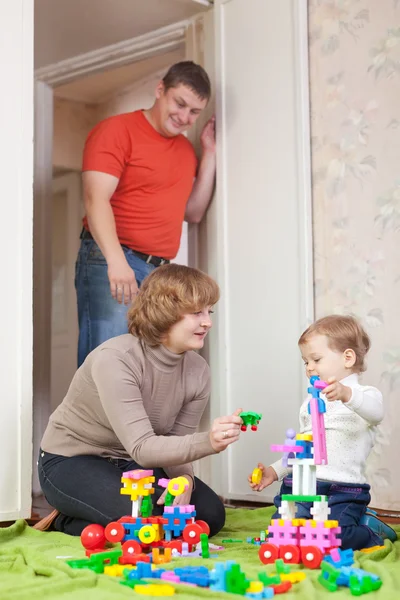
[
  {"left": 205, "top": 0, "right": 313, "bottom": 502},
  {"left": 0, "top": 0, "right": 33, "bottom": 521},
  {"left": 51, "top": 173, "right": 82, "bottom": 411}
]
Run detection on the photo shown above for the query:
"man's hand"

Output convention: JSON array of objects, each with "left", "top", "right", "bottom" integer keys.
[
  {"left": 248, "top": 464, "right": 278, "bottom": 492},
  {"left": 157, "top": 477, "right": 193, "bottom": 507},
  {"left": 107, "top": 256, "right": 139, "bottom": 304},
  {"left": 200, "top": 116, "right": 216, "bottom": 154},
  {"left": 324, "top": 377, "right": 352, "bottom": 403}
]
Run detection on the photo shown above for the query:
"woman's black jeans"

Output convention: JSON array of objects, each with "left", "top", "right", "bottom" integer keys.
[{"left": 38, "top": 450, "right": 225, "bottom": 537}]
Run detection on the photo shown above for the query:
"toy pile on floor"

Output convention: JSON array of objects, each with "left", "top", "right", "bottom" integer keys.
[{"left": 64, "top": 395, "right": 384, "bottom": 596}]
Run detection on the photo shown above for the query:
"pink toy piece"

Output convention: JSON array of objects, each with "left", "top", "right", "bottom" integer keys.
[
  {"left": 271, "top": 444, "right": 304, "bottom": 453},
  {"left": 268, "top": 519, "right": 300, "bottom": 547},
  {"left": 309, "top": 397, "right": 327, "bottom": 465},
  {"left": 158, "top": 478, "right": 170, "bottom": 488},
  {"left": 314, "top": 379, "right": 328, "bottom": 390},
  {"left": 161, "top": 571, "right": 181, "bottom": 583},
  {"left": 122, "top": 469, "right": 154, "bottom": 479},
  {"left": 329, "top": 547, "right": 341, "bottom": 562},
  {"left": 300, "top": 521, "right": 341, "bottom": 552}
]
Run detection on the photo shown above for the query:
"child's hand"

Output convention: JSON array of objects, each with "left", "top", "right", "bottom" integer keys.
[
  {"left": 248, "top": 463, "right": 278, "bottom": 492},
  {"left": 324, "top": 377, "right": 352, "bottom": 403}
]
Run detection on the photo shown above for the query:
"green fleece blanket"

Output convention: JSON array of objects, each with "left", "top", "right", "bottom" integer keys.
[{"left": 0, "top": 508, "right": 399, "bottom": 599}]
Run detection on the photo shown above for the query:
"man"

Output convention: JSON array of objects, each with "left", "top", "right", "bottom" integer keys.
[{"left": 76, "top": 61, "right": 216, "bottom": 366}]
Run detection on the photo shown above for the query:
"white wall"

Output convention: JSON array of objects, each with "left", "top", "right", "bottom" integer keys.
[{"left": 0, "top": 0, "right": 33, "bottom": 520}]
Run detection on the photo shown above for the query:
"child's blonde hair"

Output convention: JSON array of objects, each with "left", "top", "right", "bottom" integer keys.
[{"left": 298, "top": 315, "right": 371, "bottom": 373}]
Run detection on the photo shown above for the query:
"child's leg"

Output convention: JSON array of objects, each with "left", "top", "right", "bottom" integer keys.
[
  {"left": 272, "top": 477, "right": 313, "bottom": 520},
  {"left": 322, "top": 481, "right": 383, "bottom": 550}
]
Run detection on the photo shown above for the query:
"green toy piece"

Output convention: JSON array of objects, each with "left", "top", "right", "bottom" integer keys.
[
  {"left": 200, "top": 533, "right": 210, "bottom": 558},
  {"left": 282, "top": 494, "right": 324, "bottom": 503},
  {"left": 140, "top": 495, "right": 153, "bottom": 517},
  {"left": 239, "top": 411, "right": 262, "bottom": 431}
]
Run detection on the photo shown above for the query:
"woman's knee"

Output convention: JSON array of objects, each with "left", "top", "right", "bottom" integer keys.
[{"left": 192, "top": 479, "right": 226, "bottom": 537}]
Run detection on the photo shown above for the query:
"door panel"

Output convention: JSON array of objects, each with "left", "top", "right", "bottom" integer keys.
[{"left": 207, "top": 0, "right": 313, "bottom": 501}]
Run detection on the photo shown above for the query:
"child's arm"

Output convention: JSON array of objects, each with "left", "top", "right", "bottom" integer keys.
[
  {"left": 344, "top": 386, "right": 383, "bottom": 426},
  {"left": 324, "top": 378, "right": 383, "bottom": 426}
]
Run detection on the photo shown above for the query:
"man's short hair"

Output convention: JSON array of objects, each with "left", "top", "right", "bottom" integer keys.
[
  {"left": 162, "top": 61, "right": 211, "bottom": 101},
  {"left": 128, "top": 264, "right": 220, "bottom": 346}
]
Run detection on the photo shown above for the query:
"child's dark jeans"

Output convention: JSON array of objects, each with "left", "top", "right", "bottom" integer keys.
[{"left": 272, "top": 477, "right": 383, "bottom": 550}]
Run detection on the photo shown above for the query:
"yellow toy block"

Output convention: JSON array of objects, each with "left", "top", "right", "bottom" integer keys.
[
  {"left": 251, "top": 468, "right": 263, "bottom": 485},
  {"left": 323, "top": 520, "right": 339, "bottom": 528},
  {"left": 292, "top": 518, "right": 306, "bottom": 526},
  {"left": 360, "top": 545, "right": 386, "bottom": 554},
  {"left": 296, "top": 433, "right": 313, "bottom": 441},
  {"left": 247, "top": 581, "right": 263, "bottom": 593},
  {"left": 134, "top": 583, "right": 175, "bottom": 596},
  {"left": 104, "top": 564, "right": 135, "bottom": 577},
  {"left": 281, "top": 572, "right": 306, "bottom": 583}
]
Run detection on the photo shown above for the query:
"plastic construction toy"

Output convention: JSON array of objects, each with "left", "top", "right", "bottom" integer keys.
[
  {"left": 258, "top": 376, "right": 342, "bottom": 569},
  {"left": 68, "top": 470, "right": 211, "bottom": 572},
  {"left": 318, "top": 547, "right": 383, "bottom": 594},
  {"left": 239, "top": 411, "right": 262, "bottom": 431}
]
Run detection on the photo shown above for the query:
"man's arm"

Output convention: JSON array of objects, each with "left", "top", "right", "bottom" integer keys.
[
  {"left": 83, "top": 171, "right": 138, "bottom": 303},
  {"left": 185, "top": 116, "right": 216, "bottom": 224}
]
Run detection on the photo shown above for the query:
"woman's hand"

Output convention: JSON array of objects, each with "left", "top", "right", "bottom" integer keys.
[
  {"left": 156, "top": 476, "right": 193, "bottom": 506},
  {"left": 209, "top": 408, "right": 243, "bottom": 452},
  {"left": 248, "top": 463, "right": 278, "bottom": 492}
]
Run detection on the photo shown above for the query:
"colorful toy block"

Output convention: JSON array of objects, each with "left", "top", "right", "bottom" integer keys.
[{"left": 239, "top": 411, "right": 262, "bottom": 431}]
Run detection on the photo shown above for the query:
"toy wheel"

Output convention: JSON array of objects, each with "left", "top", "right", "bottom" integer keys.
[
  {"left": 279, "top": 544, "right": 300, "bottom": 564},
  {"left": 183, "top": 522, "right": 202, "bottom": 545},
  {"left": 81, "top": 524, "right": 106, "bottom": 550},
  {"left": 104, "top": 521, "right": 125, "bottom": 543},
  {"left": 122, "top": 539, "right": 142, "bottom": 556},
  {"left": 195, "top": 520, "right": 210, "bottom": 536},
  {"left": 301, "top": 545, "right": 323, "bottom": 569},
  {"left": 259, "top": 543, "right": 279, "bottom": 564},
  {"left": 251, "top": 468, "right": 262, "bottom": 485},
  {"left": 251, "top": 425, "right": 258, "bottom": 431},
  {"left": 163, "top": 540, "right": 183, "bottom": 553},
  {"left": 138, "top": 524, "right": 156, "bottom": 545},
  {"left": 167, "top": 476, "right": 189, "bottom": 496},
  {"left": 240, "top": 425, "right": 247, "bottom": 431}
]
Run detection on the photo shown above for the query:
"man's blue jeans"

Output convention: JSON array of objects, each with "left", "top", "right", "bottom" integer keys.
[
  {"left": 75, "top": 239, "right": 155, "bottom": 367},
  {"left": 273, "top": 477, "right": 383, "bottom": 550}
]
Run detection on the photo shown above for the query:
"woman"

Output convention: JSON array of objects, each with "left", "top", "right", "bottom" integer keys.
[{"left": 38, "top": 264, "right": 242, "bottom": 537}]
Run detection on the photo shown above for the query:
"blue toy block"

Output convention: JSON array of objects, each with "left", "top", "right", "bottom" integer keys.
[
  {"left": 175, "top": 566, "right": 210, "bottom": 587},
  {"left": 135, "top": 561, "right": 154, "bottom": 580},
  {"left": 324, "top": 548, "right": 354, "bottom": 568},
  {"left": 262, "top": 589, "right": 275, "bottom": 599},
  {"left": 119, "top": 519, "right": 144, "bottom": 542},
  {"left": 162, "top": 507, "right": 192, "bottom": 536},
  {"left": 307, "top": 395, "right": 326, "bottom": 414},
  {"left": 295, "top": 439, "right": 314, "bottom": 459}
]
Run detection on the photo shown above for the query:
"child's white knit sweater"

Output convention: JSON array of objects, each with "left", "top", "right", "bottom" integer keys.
[{"left": 271, "top": 374, "right": 383, "bottom": 484}]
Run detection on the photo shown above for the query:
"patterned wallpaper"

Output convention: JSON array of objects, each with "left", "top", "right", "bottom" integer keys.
[{"left": 308, "top": 0, "right": 400, "bottom": 509}]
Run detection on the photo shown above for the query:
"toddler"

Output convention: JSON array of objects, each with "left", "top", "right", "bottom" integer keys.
[{"left": 249, "top": 315, "right": 397, "bottom": 550}]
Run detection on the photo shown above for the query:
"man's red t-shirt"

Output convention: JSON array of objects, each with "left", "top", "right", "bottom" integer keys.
[{"left": 82, "top": 110, "right": 197, "bottom": 259}]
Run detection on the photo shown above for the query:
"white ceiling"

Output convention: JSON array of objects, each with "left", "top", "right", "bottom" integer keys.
[
  {"left": 34, "top": 0, "right": 210, "bottom": 69},
  {"left": 54, "top": 49, "right": 185, "bottom": 103}
]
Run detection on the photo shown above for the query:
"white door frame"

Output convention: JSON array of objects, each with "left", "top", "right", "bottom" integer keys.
[
  {"left": 0, "top": 0, "right": 34, "bottom": 521},
  {"left": 33, "top": 18, "right": 198, "bottom": 485}
]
